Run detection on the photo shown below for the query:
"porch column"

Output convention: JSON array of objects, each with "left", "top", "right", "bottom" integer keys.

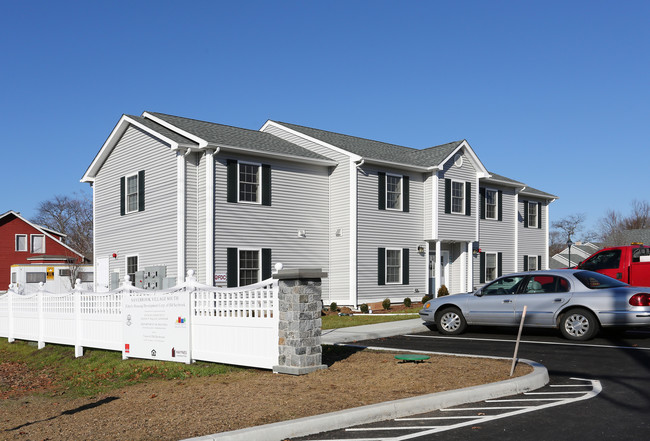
[
  {"left": 435, "top": 240, "right": 442, "bottom": 296},
  {"left": 467, "top": 242, "right": 474, "bottom": 292},
  {"left": 460, "top": 243, "right": 467, "bottom": 293}
]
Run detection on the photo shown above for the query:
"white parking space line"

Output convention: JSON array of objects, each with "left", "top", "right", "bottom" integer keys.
[
  {"left": 485, "top": 398, "right": 563, "bottom": 402},
  {"left": 309, "top": 378, "right": 603, "bottom": 441},
  {"left": 405, "top": 333, "right": 650, "bottom": 351}
]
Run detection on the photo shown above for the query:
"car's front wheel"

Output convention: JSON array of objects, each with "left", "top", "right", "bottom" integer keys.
[
  {"left": 435, "top": 307, "right": 467, "bottom": 335},
  {"left": 560, "top": 308, "right": 599, "bottom": 341}
]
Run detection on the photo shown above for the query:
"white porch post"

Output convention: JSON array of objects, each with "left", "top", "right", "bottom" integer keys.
[
  {"left": 177, "top": 151, "right": 186, "bottom": 281},
  {"left": 205, "top": 149, "right": 215, "bottom": 285},
  {"left": 467, "top": 242, "right": 474, "bottom": 292},
  {"left": 460, "top": 243, "right": 467, "bottom": 293},
  {"left": 435, "top": 240, "right": 442, "bottom": 296}
]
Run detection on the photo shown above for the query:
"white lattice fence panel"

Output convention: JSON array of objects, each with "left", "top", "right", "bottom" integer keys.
[
  {"left": 78, "top": 292, "right": 123, "bottom": 351},
  {"left": 42, "top": 293, "right": 75, "bottom": 346}
]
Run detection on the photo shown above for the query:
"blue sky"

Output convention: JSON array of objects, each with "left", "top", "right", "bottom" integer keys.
[{"left": 2, "top": 0, "right": 648, "bottom": 237}]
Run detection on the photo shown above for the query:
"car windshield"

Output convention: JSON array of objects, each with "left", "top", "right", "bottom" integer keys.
[{"left": 573, "top": 271, "right": 629, "bottom": 289}]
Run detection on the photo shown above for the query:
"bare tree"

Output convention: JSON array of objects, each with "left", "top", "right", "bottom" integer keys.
[
  {"left": 549, "top": 230, "right": 566, "bottom": 256},
  {"left": 552, "top": 213, "right": 586, "bottom": 242},
  {"left": 32, "top": 192, "right": 93, "bottom": 261},
  {"left": 597, "top": 200, "right": 650, "bottom": 246}
]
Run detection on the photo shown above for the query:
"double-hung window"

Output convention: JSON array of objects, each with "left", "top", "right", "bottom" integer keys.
[
  {"left": 31, "top": 234, "right": 45, "bottom": 253},
  {"left": 239, "top": 249, "right": 260, "bottom": 285},
  {"left": 485, "top": 189, "right": 498, "bottom": 220},
  {"left": 386, "top": 174, "right": 402, "bottom": 210},
  {"left": 528, "top": 255, "right": 538, "bottom": 271},
  {"left": 452, "top": 181, "right": 465, "bottom": 214},
  {"left": 15, "top": 234, "right": 27, "bottom": 252},
  {"left": 485, "top": 253, "right": 498, "bottom": 282},
  {"left": 126, "top": 174, "right": 139, "bottom": 213},
  {"left": 120, "top": 170, "right": 145, "bottom": 215},
  {"left": 126, "top": 255, "right": 138, "bottom": 283},
  {"left": 239, "top": 162, "right": 260, "bottom": 203},
  {"left": 386, "top": 249, "right": 402, "bottom": 284},
  {"left": 528, "top": 202, "right": 538, "bottom": 228}
]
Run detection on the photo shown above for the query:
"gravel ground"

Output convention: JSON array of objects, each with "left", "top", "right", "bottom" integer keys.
[{"left": 1, "top": 349, "right": 531, "bottom": 440}]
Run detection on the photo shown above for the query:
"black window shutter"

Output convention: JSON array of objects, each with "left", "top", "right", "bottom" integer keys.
[
  {"left": 402, "top": 248, "right": 409, "bottom": 285},
  {"left": 227, "top": 160, "right": 237, "bottom": 203},
  {"left": 523, "top": 201, "right": 529, "bottom": 228},
  {"left": 465, "top": 181, "right": 472, "bottom": 216},
  {"left": 444, "top": 179, "right": 451, "bottom": 214},
  {"left": 378, "top": 172, "right": 386, "bottom": 210},
  {"left": 480, "top": 252, "right": 486, "bottom": 283},
  {"left": 498, "top": 252, "right": 503, "bottom": 277},
  {"left": 480, "top": 187, "right": 486, "bottom": 220},
  {"left": 523, "top": 255, "right": 529, "bottom": 271},
  {"left": 138, "top": 170, "right": 145, "bottom": 212},
  {"left": 403, "top": 176, "right": 409, "bottom": 212},
  {"left": 538, "top": 203, "right": 543, "bottom": 228},
  {"left": 262, "top": 248, "right": 272, "bottom": 280},
  {"left": 378, "top": 248, "right": 386, "bottom": 285},
  {"left": 262, "top": 164, "right": 271, "bottom": 206},
  {"left": 227, "top": 248, "right": 238, "bottom": 287},
  {"left": 538, "top": 255, "right": 542, "bottom": 270},
  {"left": 498, "top": 190, "right": 503, "bottom": 221},
  {"left": 120, "top": 177, "right": 125, "bottom": 216}
]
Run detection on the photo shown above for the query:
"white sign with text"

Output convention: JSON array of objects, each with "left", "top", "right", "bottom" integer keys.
[{"left": 122, "top": 290, "right": 191, "bottom": 363}]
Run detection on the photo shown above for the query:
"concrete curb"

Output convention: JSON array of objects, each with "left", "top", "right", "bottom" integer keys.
[
  {"left": 184, "top": 357, "right": 549, "bottom": 441},
  {"left": 320, "top": 318, "right": 428, "bottom": 344}
]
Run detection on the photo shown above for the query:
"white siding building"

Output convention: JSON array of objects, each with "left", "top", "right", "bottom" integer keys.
[{"left": 82, "top": 112, "right": 557, "bottom": 306}]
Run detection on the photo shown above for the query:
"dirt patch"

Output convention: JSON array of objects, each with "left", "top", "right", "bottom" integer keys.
[{"left": 1, "top": 348, "right": 531, "bottom": 440}]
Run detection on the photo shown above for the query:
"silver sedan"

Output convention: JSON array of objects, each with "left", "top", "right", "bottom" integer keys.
[{"left": 419, "top": 269, "right": 650, "bottom": 341}]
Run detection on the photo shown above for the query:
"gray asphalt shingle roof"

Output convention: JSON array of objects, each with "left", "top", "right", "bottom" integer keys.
[
  {"left": 127, "top": 115, "right": 199, "bottom": 147},
  {"left": 147, "top": 112, "right": 331, "bottom": 161},
  {"left": 273, "top": 121, "right": 463, "bottom": 168}
]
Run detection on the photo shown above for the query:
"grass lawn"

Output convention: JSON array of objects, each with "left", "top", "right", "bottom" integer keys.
[
  {"left": 0, "top": 338, "right": 243, "bottom": 398},
  {"left": 321, "top": 309, "right": 420, "bottom": 330}
]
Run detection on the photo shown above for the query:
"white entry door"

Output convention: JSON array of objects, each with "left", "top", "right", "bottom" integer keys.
[{"left": 96, "top": 257, "right": 109, "bottom": 292}]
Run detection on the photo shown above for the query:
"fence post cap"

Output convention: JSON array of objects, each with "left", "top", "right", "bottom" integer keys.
[{"left": 273, "top": 268, "right": 328, "bottom": 280}]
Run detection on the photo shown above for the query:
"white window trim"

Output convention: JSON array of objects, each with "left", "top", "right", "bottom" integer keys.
[
  {"left": 30, "top": 234, "right": 45, "bottom": 253},
  {"left": 125, "top": 254, "right": 139, "bottom": 284},
  {"left": 528, "top": 201, "right": 539, "bottom": 229},
  {"left": 451, "top": 180, "right": 465, "bottom": 215},
  {"left": 385, "top": 248, "right": 402, "bottom": 285},
  {"left": 485, "top": 188, "right": 498, "bottom": 220},
  {"left": 15, "top": 234, "right": 27, "bottom": 252},
  {"left": 386, "top": 173, "right": 403, "bottom": 211},
  {"left": 485, "top": 252, "right": 498, "bottom": 282},
  {"left": 238, "top": 161, "right": 262, "bottom": 205},
  {"left": 528, "top": 255, "right": 538, "bottom": 271},
  {"left": 125, "top": 172, "right": 139, "bottom": 214},
  {"left": 238, "top": 248, "right": 261, "bottom": 286}
]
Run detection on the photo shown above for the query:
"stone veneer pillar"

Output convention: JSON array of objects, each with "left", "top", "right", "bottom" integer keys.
[{"left": 272, "top": 268, "right": 328, "bottom": 375}]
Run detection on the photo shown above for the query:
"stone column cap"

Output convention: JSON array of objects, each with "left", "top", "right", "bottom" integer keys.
[{"left": 273, "top": 268, "right": 328, "bottom": 280}]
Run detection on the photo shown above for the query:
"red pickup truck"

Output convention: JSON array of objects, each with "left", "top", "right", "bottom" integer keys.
[{"left": 576, "top": 244, "right": 650, "bottom": 287}]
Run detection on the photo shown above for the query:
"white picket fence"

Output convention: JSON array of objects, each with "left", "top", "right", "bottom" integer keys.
[{"left": 0, "top": 271, "right": 279, "bottom": 369}]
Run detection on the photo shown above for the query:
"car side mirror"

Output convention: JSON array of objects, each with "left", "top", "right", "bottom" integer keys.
[{"left": 475, "top": 289, "right": 484, "bottom": 297}]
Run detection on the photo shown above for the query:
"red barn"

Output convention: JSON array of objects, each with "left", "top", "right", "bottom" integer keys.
[{"left": 0, "top": 210, "right": 86, "bottom": 291}]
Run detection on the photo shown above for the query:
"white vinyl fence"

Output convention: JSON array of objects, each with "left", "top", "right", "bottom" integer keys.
[{"left": 0, "top": 270, "right": 279, "bottom": 369}]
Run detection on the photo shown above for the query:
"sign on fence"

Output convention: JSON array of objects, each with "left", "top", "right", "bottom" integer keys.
[{"left": 122, "top": 291, "right": 191, "bottom": 363}]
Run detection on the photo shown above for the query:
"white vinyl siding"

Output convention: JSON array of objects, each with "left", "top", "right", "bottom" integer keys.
[
  {"left": 213, "top": 153, "right": 329, "bottom": 296},
  {"left": 358, "top": 167, "right": 424, "bottom": 303},
  {"left": 475, "top": 186, "right": 516, "bottom": 289},
  {"left": 94, "top": 125, "right": 179, "bottom": 284},
  {"left": 438, "top": 151, "right": 477, "bottom": 242},
  {"left": 519, "top": 197, "right": 548, "bottom": 271},
  {"left": 261, "top": 124, "right": 342, "bottom": 303},
  {"left": 185, "top": 152, "right": 201, "bottom": 280}
]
